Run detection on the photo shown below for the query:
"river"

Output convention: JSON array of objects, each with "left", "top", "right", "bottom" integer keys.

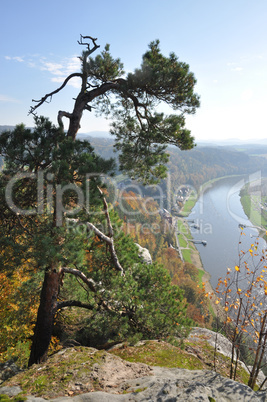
[{"left": 187, "top": 175, "right": 266, "bottom": 288}]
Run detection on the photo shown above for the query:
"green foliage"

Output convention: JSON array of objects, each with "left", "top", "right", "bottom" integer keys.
[
  {"left": 127, "top": 40, "right": 200, "bottom": 113},
  {"left": 0, "top": 116, "right": 115, "bottom": 273},
  {"left": 86, "top": 43, "right": 124, "bottom": 84},
  {"left": 110, "top": 38, "right": 200, "bottom": 183},
  {"left": 58, "top": 227, "right": 192, "bottom": 347},
  {"left": 0, "top": 117, "right": 194, "bottom": 361}
]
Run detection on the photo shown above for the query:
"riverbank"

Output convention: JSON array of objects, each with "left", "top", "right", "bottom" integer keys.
[
  {"left": 178, "top": 174, "right": 245, "bottom": 218},
  {"left": 175, "top": 175, "right": 250, "bottom": 316},
  {"left": 176, "top": 216, "right": 219, "bottom": 316},
  {"left": 239, "top": 180, "right": 267, "bottom": 237}
]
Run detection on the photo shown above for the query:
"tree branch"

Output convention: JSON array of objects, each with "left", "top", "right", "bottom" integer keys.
[
  {"left": 57, "top": 110, "right": 73, "bottom": 129},
  {"left": 62, "top": 267, "right": 98, "bottom": 292},
  {"left": 77, "top": 35, "right": 100, "bottom": 55},
  {"left": 56, "top": 300, "right": 94, "bottom": 311},
  {"left": 67, "top": 188, "right": 124, "bottom": 275},
  {"left": 61, "top": 266, "right": 120, "bottom": 315},
  {"left": 29, "top": 73, "right": 82, "bottom": 115}
]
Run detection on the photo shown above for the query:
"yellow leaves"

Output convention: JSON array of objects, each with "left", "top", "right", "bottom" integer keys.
[
  {"left": 10, "top": 303, "right": 19, "bottom": 311},
  {"left": 224, "top": 306, "right": 229, "bottom": 312},
  {"left": 215, "top": 299, "right": 220, "bottom": 305},
  {"left": 235, "top": 265, "right": 240, "bottom": 272}
]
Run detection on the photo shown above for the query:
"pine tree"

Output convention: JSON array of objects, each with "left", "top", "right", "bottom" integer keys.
[{"left": 1, "top": 35, "right": 199, "bottom": 365}]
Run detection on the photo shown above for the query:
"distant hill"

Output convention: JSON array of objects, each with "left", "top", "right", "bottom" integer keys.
[
  {"left": 197, "top": 138, "right": 267, "bottom": 147},
  {"left": 166, "top": 145, "right": 267, "bottom": 191},
  {"left": 1, "top": 126, "right": 266, "bottom": 189},
  {"left": 0, "top": 125, "right": 17, "bottom": 133}
]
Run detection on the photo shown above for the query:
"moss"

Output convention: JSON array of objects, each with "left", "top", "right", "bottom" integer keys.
[
  {"left": 0, "top": 396, "right": 11, "bottom": 402},
  {"left": 0, "top": 396, "right": 27, "bottom": 402},
  {"left": 110, "top": 340, "right": 205, "bottom": 370},
  {"left": 2, "top": 347, "right": 108, "bottom": 399},
  {"left": 2, "top": 341, "right": 252, "bottom": 399}
]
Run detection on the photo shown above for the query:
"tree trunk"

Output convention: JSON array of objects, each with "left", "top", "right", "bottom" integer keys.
[
  {"left": 67, "top": 93, "right": 87, "bottom": 140},
  {"left": 28, "top": 268, "right": 62, "bottom": 366}
]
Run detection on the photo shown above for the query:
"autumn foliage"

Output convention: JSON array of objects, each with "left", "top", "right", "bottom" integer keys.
[{"left": 215, "top": 230, "right": 267, "bottom": 390}]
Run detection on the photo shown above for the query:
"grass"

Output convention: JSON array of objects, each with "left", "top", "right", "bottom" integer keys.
[
  {"left": 240, "top": 188, "right": 267, "bottom": 230},
  {"left": 178, "top": 235, "right": 187, "bottom": 248},
  {"left": 110, "top": 338, "right": 250, "bottom": 387},
  {"left": 180, "top": 198, "right": 196, "bottom": 216},
  {"left": 2, "top": 347, "right": 108, "bottom": 399},
  {"left": 2, "top": 339, "right": 252, "bottom": 399},
  {"left": 110, "top": 340, "right": 205, "bottom": 370},
  {"left": 198, "top": 269, "right": 205, "bottom": 286},
  {"left": 181, "top": 248, "right": 192, "bottom": 263}
]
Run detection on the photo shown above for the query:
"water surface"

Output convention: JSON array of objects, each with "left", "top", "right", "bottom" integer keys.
[{"left": 188, "top": 175, "right": 266, "bottom": 288}]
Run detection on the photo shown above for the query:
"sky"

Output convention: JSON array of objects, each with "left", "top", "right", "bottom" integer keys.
[{"left": 1, "top": 0, "right": 267, "bottom": 143}]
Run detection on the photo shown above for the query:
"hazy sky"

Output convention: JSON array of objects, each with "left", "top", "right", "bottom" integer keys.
[{"left": 1, "top": 0, "right": 267, "bottom": 142}]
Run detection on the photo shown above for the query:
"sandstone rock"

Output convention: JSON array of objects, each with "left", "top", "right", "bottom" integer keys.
[
  {"left": 1, "top": 367, "right": 266, "bottom": 401},
  {"left": 135, "top": 243, "right": 152, "bottom": 264}
]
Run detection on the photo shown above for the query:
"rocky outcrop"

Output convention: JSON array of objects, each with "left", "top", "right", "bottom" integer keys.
[
  {"left": 1, "top": 367, "right": 266, "bottom": 401},
  {"left": 188, "top": 327, "right": 236, "bottom": 359},
  {"left": 135, "top": 243, "right": 152, "bottom": 264},
  {"left": 1, "top": 342, "right": 267, "bottom": 402},
  {"left": 1, "top": 328, "right": 266, "bottom": 401}
]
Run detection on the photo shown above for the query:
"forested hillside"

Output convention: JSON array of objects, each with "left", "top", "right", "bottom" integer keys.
[
  {"left": 2, "top": 126, "right": 265, "bottom": 190},
  {"left": 85, "top": 135, "right": 267, "bottom": 192},
  {"left": 167, "top": 145, "right": 267, "bottom": 190}
]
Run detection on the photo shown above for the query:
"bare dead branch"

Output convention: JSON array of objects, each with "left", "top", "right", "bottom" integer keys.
[
  {"left": 61, "top": 266, "right": 120, "bottom": 315},
  {"left": 86, "top": 219, "right": 124, "bottom": 275},
  {"left": 57, "top": 110, "right": 73, "bottom": 129},
  {"left": 29, "top": 73, "right": 82, "bottom": 115},
  {"left": 62, "top": 267, "right": 97, "bottom": 292},
  {"left": 98, "top": 186, "right": 113, "bottom": 238},
  {"left": 77, "top": 35, "right": 100, "bottom": 55},
  {"left": 67, "top": 188, "right": 124, "bottom": 276}
]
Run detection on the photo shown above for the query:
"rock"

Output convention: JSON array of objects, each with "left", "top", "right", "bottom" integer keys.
[
  {"left": 0, "top": 360, "right": 23, "bottom": 383},
  {"left": 135, "top": 243, "right": 152, "bottom": 264},
  {"left": 0, "top": 385, "right": 22, "bottom": 397},
  {"left": 188, "top": 327, "right": 266, "bottom": 385},
  {"left": 1, "top": 344, "right": 266, "bottom": 401},
  {"left": 248, "top": 365, "right": 266, "bottom": 387},
  {"left": 188, "top": 327, "right": 235, "bottom": 359},
  {"left": 1, "top": 367, "right": 266, "bottom": 401}
]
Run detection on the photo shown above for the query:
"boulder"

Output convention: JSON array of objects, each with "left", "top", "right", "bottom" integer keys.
[{"left": 135, "top": 243, "right": 152, "bottom": 264}]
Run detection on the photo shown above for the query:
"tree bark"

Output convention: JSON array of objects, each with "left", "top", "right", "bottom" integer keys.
[{"left": 28, "top": 268, "right": 62, "bottom": 366}]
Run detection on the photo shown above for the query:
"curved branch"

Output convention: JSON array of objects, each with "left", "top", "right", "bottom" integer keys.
[
  {"left": 61, "top": 267, "right": 121, "bottom": 315},
  {"left": 67, "top": 187, "right": 124, "bottom": 276},
  {"left": 62, "top": 267, "right": 98, "bottom": 292},
  {"left": 29, "top": 73, "right": 83, "bottom": 115},
  {"left": 57, "top": 110, "right": 73, "bottom": 130},
  {"left": 77, "top": 35, "right": 100, "bottom": 55},
  {"left": 85, "top": 219, "right": 124, "bottom": 275},
  {"left": 56, "top": 300, "right": 94, "bottom": 311}
]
